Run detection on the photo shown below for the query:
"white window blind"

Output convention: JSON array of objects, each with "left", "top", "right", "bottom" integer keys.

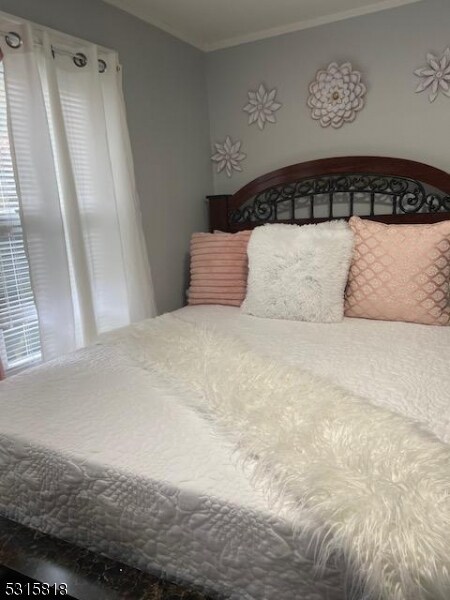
[{"left": 0, "top": 63, "right": 41, "bottom": 372}]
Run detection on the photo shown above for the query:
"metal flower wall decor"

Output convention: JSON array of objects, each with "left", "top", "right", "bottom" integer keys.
[
  {"left": 211, "top": 136, "right": 246, "bottom": 177},
  {"left": 307, "top": 62, "right": 366, "bottom": 129},
  {"left": 414, "top": 47, "right": 450, "bottom": 102},
  {"left": 243, "top": 83, "right": 282, "bottom": 130}
]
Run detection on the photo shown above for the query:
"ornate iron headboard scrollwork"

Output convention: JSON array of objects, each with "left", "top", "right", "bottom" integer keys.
[{"left": 207, "top": 157, "right": 450, "bottom": 232}]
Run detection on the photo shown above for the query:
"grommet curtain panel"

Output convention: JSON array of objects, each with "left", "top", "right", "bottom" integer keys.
[{"left": 1, "top": 19, "right": 156, "bottom": 362}]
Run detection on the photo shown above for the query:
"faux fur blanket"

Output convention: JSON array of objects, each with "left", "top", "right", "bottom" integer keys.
[{"left": 103, "top": 315, "right": 450, "bottom": 600}]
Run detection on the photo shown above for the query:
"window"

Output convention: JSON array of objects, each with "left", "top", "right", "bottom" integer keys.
[{"left": 0, "top": 63, "right": 41, "bottom": 372}]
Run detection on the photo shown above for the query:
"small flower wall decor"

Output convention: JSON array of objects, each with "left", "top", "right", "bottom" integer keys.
[
  {"left": 243, "top": 83, "right": 282, "bottom": 130},
  {"left": 211, "top": 136, "right": 246, "bottom": 178},
  {"left": 414, "top": 48, "right": 450, "bottom": 102},
  {"left": 307, "top": 62, "right": 366, "bottom": 129}
]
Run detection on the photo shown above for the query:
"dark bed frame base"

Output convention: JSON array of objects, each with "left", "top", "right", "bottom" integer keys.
[
  {"left": 208, "top": 156, "right": 450, "bottom": 231},
  {"left": 0, "top": 517, "right": 219, "bottom": 600}
]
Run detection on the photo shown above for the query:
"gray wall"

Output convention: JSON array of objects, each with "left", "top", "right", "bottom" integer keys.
[
  {"left": 0, "top": 0, "right": 212, "bottom": 313},
  {"left": 206, "top": 0, "right": 450, "bottom": 194},
  {"left": 4, "top": 0, "right": 449, "bottom": 310}
]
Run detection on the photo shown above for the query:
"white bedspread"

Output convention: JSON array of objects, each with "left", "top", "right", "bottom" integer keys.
[
  {"left": 0, "top": 306, "right": 449, "bottom": 600},
  {"left": 177, "top": 306, "right": 450, "bottom": 444}
]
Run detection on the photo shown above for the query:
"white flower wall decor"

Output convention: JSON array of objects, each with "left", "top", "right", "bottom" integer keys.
[
  {"left": 243, "top": 83, "right": 282, "bottom": 130},
  {"left": 211, "top": 136, "right": 246, "bottom": 177},
  {"left": 307, "top": 62, "right": 366, "bottom": 129},
  {"left": 414, "top": 48, "right": 450, "bottom": 102}
]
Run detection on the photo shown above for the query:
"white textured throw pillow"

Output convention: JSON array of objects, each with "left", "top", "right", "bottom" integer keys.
[{"left": 242, "top": 221, "right": 354, "bottom": 322}]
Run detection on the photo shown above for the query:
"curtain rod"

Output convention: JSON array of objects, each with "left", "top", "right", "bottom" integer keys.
[{"left": 0, "top": 29, "right": 112, "bottom": 73}]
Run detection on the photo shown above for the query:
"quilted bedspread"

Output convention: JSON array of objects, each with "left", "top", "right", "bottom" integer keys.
[{"left": 0, "top": 306, "right": 449, "bottom": 600}]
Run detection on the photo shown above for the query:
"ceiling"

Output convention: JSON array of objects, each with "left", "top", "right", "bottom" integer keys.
[{"left": 103, "top": 0, "right": 423, "bottom": 51}]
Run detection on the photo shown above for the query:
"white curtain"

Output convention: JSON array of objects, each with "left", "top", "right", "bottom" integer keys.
[{"left": 1, "top": 19, "right": 156, "bottom": 361}]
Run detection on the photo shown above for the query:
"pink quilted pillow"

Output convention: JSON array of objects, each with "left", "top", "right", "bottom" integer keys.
[
  {"left": 188, "top": 231, "right": 251, "bottom": 306},
  {"left": 345, "top": 216, "right": 450, "bottom": 325}
]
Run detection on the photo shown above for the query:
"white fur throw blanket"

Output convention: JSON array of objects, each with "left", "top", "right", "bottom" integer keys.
[{"left": 103, "top": 315, "right": 450, "bottom": 600}]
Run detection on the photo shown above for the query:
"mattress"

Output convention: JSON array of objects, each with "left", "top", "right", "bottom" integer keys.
[{"left": 0, "top": 306, "right": 449, "bottom": 600}]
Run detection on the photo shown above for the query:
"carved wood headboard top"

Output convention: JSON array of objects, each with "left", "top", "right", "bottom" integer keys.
[{"left": 207, "top": 156, "right": 450, "bottom": 232}]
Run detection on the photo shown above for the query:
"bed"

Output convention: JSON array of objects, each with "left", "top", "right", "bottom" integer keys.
[{"left": 1, "top": 156, "right": 450, "bottom": 600}]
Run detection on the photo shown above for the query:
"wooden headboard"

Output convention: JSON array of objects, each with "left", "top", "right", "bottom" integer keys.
[{"left": 207, "top": 156, "right": 450, "bottom": 232}]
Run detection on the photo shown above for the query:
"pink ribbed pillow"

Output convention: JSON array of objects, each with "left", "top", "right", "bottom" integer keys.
[
  {"left": 188, "top": 231, "right": 251, "bottom": 306},
  {"left": 345, "top": 216, "right": 450, "bottom": 325}
]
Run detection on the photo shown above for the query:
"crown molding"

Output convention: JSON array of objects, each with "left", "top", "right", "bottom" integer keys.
[
  {"left": 204, "top": 0, "right": 423, "bottom": 52},
  {"left": 103, "top": 0, "right": 422, "bottom": 53}
]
